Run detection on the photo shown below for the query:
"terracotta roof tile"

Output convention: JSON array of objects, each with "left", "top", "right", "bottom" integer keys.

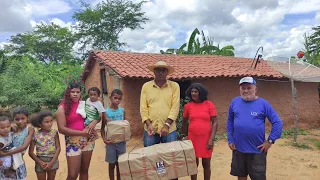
[{"left": 82, "top": 50, "right": 285, "bottom": 81}]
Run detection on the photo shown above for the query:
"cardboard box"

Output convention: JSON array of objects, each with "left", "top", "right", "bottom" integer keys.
[
  {"left": 105, "top": 120, "right": 131, "bottom": 143},
  {"left": 118, "top": 140, "right": 197, "bottom": 180}
]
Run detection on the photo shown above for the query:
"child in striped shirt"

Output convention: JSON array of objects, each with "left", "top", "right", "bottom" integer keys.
[{"left": 85, "top": 87, "right": 106, "bottom": 141}]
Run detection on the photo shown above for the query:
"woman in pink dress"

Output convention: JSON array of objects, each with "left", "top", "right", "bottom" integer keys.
[
  {"left": 182, "top": 83, "right": 218, "bottom": 180},
  {"left": 56, "top": 82, "right": 94, "bottom": 180}
]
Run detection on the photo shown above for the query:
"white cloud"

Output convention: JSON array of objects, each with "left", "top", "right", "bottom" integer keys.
[
  {"left": 26, "top": 0, "right": 72, "bottom": 16},
  {"left": 117, "top": 0, "right": 319, "bottom": 58},
  {"left": 286, "top": 0, "right": 320, "bottom": 14},
  {"left": 316, "top": 12, "right": 320, "bottom": 23},
  {"left": 0, "top": 0, "right": 32, "bottom": 33},
  {"left": 2, "top": 0, "right": 319, "bottom": 59}
]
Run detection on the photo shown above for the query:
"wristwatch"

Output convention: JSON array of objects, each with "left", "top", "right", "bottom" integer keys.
[{"left": 268, "top": 138, "right": 275, "bottom": 144}]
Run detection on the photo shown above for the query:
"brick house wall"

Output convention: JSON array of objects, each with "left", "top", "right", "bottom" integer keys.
[{"left": 85, "top": 69, "right": 320, "bottom": 137}]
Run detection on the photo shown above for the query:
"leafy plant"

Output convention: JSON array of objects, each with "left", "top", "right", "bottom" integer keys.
[
  {"left": 214, "top": 135, "right": 221, "bottom": 141},
  {"left": 160, "top": 28, "right": 235, "bottom": 56},
  {"left": 0, "top": 55, "right": 82, "bottom": 113},
  {"left": 281, "top": 128, "right": 310, "bottom": 138},
  {"left": 223, "top": 133, "right": 228, "bottom": 140},
  {"left": 291, "top": 141, "right": 313, "bottom": 150},
  {"left": 73, "top": 0, "right": 149, "bottom": 51},
  {"left": 176, "top": 98, "right": 191, "bottom": 139}
]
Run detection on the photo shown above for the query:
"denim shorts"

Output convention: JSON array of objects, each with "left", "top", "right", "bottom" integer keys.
[
  {"left": 143, "top": 130, "right": 177, "bottom": 147},
  {"left": 105, "top": 142, "right": 126, "bottom": 163}
]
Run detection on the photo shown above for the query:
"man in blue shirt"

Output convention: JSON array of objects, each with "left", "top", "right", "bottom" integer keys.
[{"left": 226, "top": 77, "right": 283, "bottom": 180}]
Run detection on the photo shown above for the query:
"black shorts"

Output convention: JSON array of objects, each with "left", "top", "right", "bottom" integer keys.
[{"left": 230, "top": 150, "right": 267, "bottom": 180}]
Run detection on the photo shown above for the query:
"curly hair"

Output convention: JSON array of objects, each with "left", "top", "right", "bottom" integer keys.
[
  {"left": 185, "top": 83, "right": 208, "bottom": 103},
  {"left": 31, "top": 110, "right": 52, "bottom": 128},
  {"left": 12, "top": 107, "right": 29, "bottom": 118},
  {"left": 61, "top": 82, "right": 82, "bottom": 116}
]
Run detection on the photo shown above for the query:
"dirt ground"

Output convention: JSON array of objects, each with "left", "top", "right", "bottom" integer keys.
[{"left": 24, "top": 123, "right": 320, "bottom": 180}]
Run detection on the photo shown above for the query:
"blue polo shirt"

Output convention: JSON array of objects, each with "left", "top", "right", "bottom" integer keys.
[{"left": 226, "top": 97, "right": 283, "bottom": 154}]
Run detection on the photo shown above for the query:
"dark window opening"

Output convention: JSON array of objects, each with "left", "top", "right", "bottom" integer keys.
[
  {"left": 100, "top": 69, "right": 108, "bottom": 95},
  {"left": 177, "top": 80, "right": 192, "bottom": 99}
]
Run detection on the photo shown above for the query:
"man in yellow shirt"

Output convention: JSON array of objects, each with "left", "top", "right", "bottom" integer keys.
[{"left": 140, "top": 61, "right": 180, "bottom": 148}]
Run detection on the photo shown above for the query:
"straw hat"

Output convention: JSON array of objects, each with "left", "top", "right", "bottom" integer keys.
[{"left": 147, "top": 61, "right": 174, "bottom": 74}]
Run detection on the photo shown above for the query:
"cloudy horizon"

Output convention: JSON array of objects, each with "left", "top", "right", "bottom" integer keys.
[{"left": 0, "top": 0, "right": 319, "bottom": 59}]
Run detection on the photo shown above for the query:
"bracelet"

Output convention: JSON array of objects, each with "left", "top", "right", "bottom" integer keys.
[{"left": 165, "top": 122, "right": 171, "bottom": 128}]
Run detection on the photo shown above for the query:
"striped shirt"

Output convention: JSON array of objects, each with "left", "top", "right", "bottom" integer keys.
[{"left": 85, "top": 98, "right": 105, "bottom": 125}]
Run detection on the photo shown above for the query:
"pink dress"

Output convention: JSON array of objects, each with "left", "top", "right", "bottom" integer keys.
[
  {"left": 183, "top": 100, "right": 217, "bottom": 158},
  {"left": 60, "top": 101, "right": 94, "bottom": 156}
]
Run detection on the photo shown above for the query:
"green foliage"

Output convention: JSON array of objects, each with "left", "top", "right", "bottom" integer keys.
[
  {"left": 281, "top": 128, "right": 310, "bottom": 138},
  {"left": 5, "top": 23, "right": 79, "bottom": 64},
  {"left": 223, "top": 133, "right": 228, "bottom": 140},
  {"left": 160, "top": 28, "right": 235, "bottom": 56},
  {"left": 0, "top": 55, "right": 82, "bottom": 113},
  {"left": 214, "top": 135, "right": 221, "bottom": 141},
  {"left": 73, "top": 0, "right": 149, "bottom": 51},
  {"left": 303, "top": 30, "right": 320, "bottom": 66},
  {"left": 176, "top": 98, "right": 191, "bottom": 139},
  {"left": 304, "top": 138, "right": 320, "bottom": 150},
  {"left": 290, "top": 141, "right": 312, "bottom": 150}
]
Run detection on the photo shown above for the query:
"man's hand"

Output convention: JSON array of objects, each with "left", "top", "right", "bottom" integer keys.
[
  {"left": 103, "top": 137, "right": 114, "bottom": 145},
  {"left": 207, "top": 139, "right": 214, "bottom": 150},
  {"left": 257, "top": 141, "right": 272, "bottom": 153},
  {"left": 160, "top": 125, "right": 169, "bottom": 137},
  {"left": 146, "top": 123, "right": 155, "bottom": 136},
  {"left": 228, "top": 143, "right": 236, "bottom": 150}
]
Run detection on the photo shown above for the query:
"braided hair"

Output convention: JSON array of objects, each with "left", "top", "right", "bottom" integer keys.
[{"left": 185, "top": 83, "right": 208, "bottom": 103}]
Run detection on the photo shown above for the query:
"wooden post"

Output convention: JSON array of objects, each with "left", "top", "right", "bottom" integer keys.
[{"left": 291, "top": 78, "right": 298, "bottom": 143}]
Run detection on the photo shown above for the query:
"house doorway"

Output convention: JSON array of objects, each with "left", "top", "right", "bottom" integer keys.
[{"left": 177, "top": 80, "right": 192, "bottom": 99}]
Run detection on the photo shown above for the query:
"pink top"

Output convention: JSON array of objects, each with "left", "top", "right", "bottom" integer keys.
[{"left": 60, "top": 101, "right": 85, "bottom": 131}]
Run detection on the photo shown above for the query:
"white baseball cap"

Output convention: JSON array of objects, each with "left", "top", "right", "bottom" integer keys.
[{"left": 239, "top": 77, "right": 256, "bottom": 85}]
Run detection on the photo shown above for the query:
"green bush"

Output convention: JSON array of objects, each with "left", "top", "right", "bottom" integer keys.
[
  {"left": 0, "top": 55, "right": 82, "bottom": 113},
  {"left": 176, "top": 98, "right": 191, "bottom": 139}
]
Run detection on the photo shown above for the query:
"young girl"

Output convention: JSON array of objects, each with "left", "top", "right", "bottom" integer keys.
[
  {"left": 9, "top": 107, "right": 35, "bottom": 156},
  {"left": 0, "top": 116, "right": 26, "bottom": 179},
  {"left": 29, "top": 110, "right": 61, "bottom": 180},
  {"left": 101, "top": 89, "right": 126, "bottom": 180}
]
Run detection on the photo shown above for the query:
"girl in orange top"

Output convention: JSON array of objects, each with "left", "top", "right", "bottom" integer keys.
[{"left": 182, "top": 83, "right": 218, "bottom": 180}]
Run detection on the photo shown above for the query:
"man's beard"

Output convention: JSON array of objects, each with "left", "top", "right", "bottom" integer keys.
[{"left": 241, "top": 94, "right": 256, "bottom": 101}]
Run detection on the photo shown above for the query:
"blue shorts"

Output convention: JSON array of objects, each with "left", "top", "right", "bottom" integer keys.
[
  {"left": 105, "top": 142, "right": 126, "bottom": 163},
  {"left": 143, "top": 130, "right": 177, "bottom": 147}
]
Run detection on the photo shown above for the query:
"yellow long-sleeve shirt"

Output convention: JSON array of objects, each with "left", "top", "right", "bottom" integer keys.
[{"left": 140, "top": 80, "right": 180, "bottom": 134}]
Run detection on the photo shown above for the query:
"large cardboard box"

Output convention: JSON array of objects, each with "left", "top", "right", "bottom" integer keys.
[
  {"left": 118, "top": 140, "right": 197, "bottom": 180},
  {"left": 105, "top": 120, "right": 131, "bottom": 143}
]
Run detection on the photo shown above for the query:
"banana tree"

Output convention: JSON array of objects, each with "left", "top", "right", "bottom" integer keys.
[{"left": 160, "top": 28, "right": 235, "bottom": 56}]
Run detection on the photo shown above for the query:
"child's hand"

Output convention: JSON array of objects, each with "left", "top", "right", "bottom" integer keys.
[
  {"left": 11, "top": 124, "right": 18, "bottom": 132},
  {"left": 87, "top": 121, "right": 97, "bottom": 134},
  {"left": 44, "top": 161, "right": 55, "bottom": 170},
  {"left": 39, "top": 161, "right": 47, "bottom": 169},
  {"left": 0, "top": 150, "right": 7, "bottom": 157},
  {"left": 103, "top": 137, "right": 114, "bottom": 145}
]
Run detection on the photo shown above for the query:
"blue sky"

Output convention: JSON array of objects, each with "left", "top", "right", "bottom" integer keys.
[{"left": 0, "top": 0, "right": 319, "bottom": 58}]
